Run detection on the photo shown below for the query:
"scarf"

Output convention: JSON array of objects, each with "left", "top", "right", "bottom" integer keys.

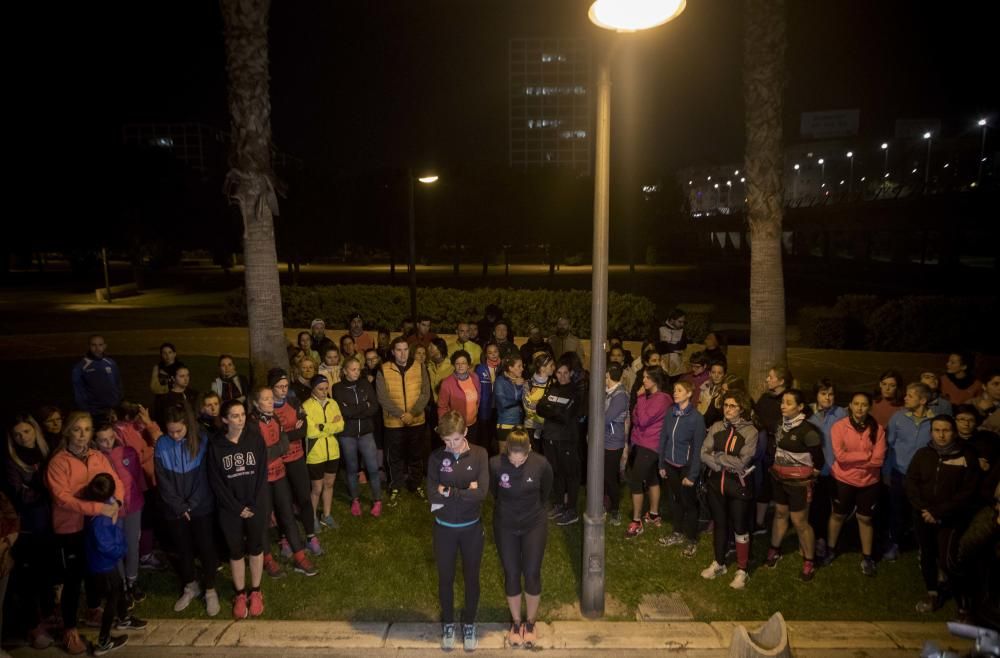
[
  {"left": 672, "top": 402, "right": 691, "bottom": 417},
  {"left": 14, "top": 443, "right": 43, "bottom": 466},
  {"left": 455, "top": 372, "right": 470, "bottom": 381},
  {"left": 931, "top": 439, "right": 960, "bottom": 457},
  {"left": 781, "top": 413, "right": 806, "bottom": 433},
  {"left": 945, "top": 372, "right": 976, "bottom": 391},
  {"left": 849, "top": 415, "right": 868, "bottom": 433},
  {"left": 532, "top": 374, "right": 549, "bottom": 386},
  {"left": 486, "top": 354, "right": 501, "bottom": 369}
]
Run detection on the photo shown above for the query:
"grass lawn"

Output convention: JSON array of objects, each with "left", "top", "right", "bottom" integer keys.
[{"left": 2, "top": 354, "right": 952, "bottom": 622}]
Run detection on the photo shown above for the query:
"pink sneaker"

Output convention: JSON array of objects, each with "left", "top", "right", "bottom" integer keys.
[
  {"left": 350, "top": 498, "right": 362, "bottom": 517},
  {"left": 249, "top": 590, "right": 264, "bottom": 617},
  {"left": 370, "top": 500, "right": 383, "bottom": 517}
]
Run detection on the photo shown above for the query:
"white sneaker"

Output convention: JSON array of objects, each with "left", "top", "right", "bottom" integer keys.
[
  {"left": 700, "top": 561, "right": 727, "bottom": 580},
  {"left": 205, "top": 589, "right": 220, "bottom": 617},
  {"left": 729, "top": 568, "right": 749, "bottom": 590},
  {"left": 174, "top": 581, "right": 202, "bottom": 612}
]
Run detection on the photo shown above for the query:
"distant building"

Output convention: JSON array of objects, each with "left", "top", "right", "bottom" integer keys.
[{"left": 508, "top": 38, "right": 591, "bottom": 172}]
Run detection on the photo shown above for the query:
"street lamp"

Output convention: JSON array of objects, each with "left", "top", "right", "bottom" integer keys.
[
  {"left": 846, "top": 151, "right": 854, "bottom": 196},
  {"left": 793, "top": 163, "right": 800, "bottom": 199},
  {"left": 407, "top": 170, "right": 439, "bottom": 320},
  {"left": 726, "top": 180, "right": 732, "bottom": 207},
  {"left": 881, "top": 142, "right": 889, "bottom": 181},
  {"left": 923, "top": 131, "right": 932, "bottom": 187},
  {"left": 977, "top": 119, "right": 988, "bottom": 185},
  {"left": 585, "top": 0, "right": 686, "bottom": 619},
  {"left": 713, "top": 182, "right": 720, "bottom": 208},
  {"left": 817, "top": 157, "right": 826, "bottom": 187}
]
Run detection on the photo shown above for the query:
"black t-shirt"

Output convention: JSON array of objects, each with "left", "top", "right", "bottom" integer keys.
[{"left": 489, "top": 452, "right": 553, "bottom": 530}]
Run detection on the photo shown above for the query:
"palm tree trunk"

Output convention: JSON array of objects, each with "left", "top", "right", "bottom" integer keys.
[
  {"left": 221, "top": 0, "right": 288, "bottom": 383},
  {"left": 744, "top": 0, "right": 787, "bottom": 396}
]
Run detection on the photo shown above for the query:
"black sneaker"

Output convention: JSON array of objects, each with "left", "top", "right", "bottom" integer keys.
[
  {"left": 555, "top": 510, "right": 579, "bottom": 526},
  {"left": 93, "top": 635, "right": 128, "bottom": 655},
  {"left": 115, "top": 616, "right": 148, "bottom": 631},
  {"left": 547, "top": 504, "right": 566, "bottom": 520},
  {"left": 388, "top": 489, "right": 401, "bottom": 507},
  {"left": 128, "top": 584, "right": 147, "bottom": 604}
]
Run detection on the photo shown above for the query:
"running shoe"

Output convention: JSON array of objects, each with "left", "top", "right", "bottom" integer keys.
[
  {"left": 114, "top": 616, "right": 148, "bottom": 631},
  {"left": 815, "top": 538, "right": 827, "bottom": 559},
  {"left": 29, "top": 625, "right": 54, "bottom": 650},
  {"left": 682, "top": 542, "right": 699, "bottom": 559},
  {"left": 882, "top": 543, "right": 900, "bottom": 561},
  {"left": 609, "top": 510, "right": 622, "bottom": 526},
  {"left": 700, "top": 561, "right": 728, "bottom": 580},
  {"left": 294, "top": 554, "right": 318, "bottom": 577},
  {"left": 642, "top": 512, "right": 663, "bottom": 528},
  {"left": 548, "top": 504, "right": 567, "bottom": 519},
  {"left": 625, "top": 519, "right": 644, "bottom": 538},
  {"left": 416, "top": 486, "right": 427, "bottom": 501},
  {"left": 441, "top": 623, "right": 457, "bottom": 650},
  {"left": 860, "top": 557, "right": 877, "bottom": 577},
  {"left": 306, "top": 535, "right": 324, "bottom": 556},
  {"left": 174, "top": 581, "right": 202, "bottom": 612},
  {"left": 83, "top": 606, "right": 104, "bottom": 628},
  {"left": 350, "top": 498, "right": 362, "bottom": 517},
  {"left": 371, "top": 500, "right": 383, "bottom": 517},
  {"left": 92, "top": 635, "right": 128, "bottom": 655},
  {"left": 507, "top": 622, "right": 523, "bottom": 648},
  {"left": 278, "top": 538, "right": 292, "bottom": 558},
  {"left": 915, "top": 592, "right": 939, "bottom": 613},
  {"left": 658, "top": 532, "right": 685, "bottom": 547},
  {"left": 555, "top": 510, "right": 579, "bottom": 526},
  {"left": 729, "top": 569, "right": 749, "bottom": 590},
  {"left": 320, "top": 514, "right": 339, "bottom": 530},
  {"left": 232, "top": 592, "right": 249, "bottom": 620},
  {"left": 127, "top": 583, "right": 146, "bottom": 604},
  {"left": 63, "top": 629, "right": 87, "bottom": 656},
  {"left": 523, "top": 621, "right": 537, "bottom": 648},
  {"left": 249, "top": 590, "right": 264, "bottom": 617},
  {"left": 139, "top": 553, "right": 166, "bottom": 571},
  {"left": 764, "top": 548, "right": 782, "bottom": 569},
  {"left": 463, "top": 622, "right": 478, "bottom": 651},
  {"left": 263, "top": 553, "right": 285, "bottom": 579},
  {"left": 388, "top": 489, "right": 401, "bottom": 507},
  {"left": 800, "top": 560, "right": 816, "bottom": 582},
  {"left": 205, "top": 589, "right": 220, "bottom": 617},
  {"left": 820, "top": 549, "right": 837, "bottom": 567}
]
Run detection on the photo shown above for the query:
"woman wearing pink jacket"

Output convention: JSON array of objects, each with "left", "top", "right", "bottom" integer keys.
[
  {"left": 625, "top": 368, "right": 673, "bottom": 538},
  {"left": 825, "top": 391, "right": 886, "bottom": 576}
]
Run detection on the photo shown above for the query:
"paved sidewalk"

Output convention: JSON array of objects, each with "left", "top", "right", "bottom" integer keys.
[{"left": 2, "top": 619, "right": 972, "bottom": 655}]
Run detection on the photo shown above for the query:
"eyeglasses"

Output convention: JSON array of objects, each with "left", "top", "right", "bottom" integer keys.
[{"left": 722, "top": 403, "right": 740, "bottom": 409}]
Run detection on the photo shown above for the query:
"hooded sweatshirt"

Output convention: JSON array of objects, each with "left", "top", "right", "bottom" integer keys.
[
  {"left": 207, "top": 426, "right": 268, "bottom": 516},
  {"left": 46, "top": 447, "right": 124, "bottom": 535}
]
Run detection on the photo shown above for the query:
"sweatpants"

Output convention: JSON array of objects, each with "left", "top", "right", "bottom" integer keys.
[
  {"left": 494, "top": 520, "right": 548, "bottom": 597},
  {"left": 164, "top": 513, "right": 218, "bottom": 591},
  {"left": 707, "top": 477, "right": 753, "bottom": 568},
  {"left": 283, "top": 457, "right": 316, "bottom": 537},
  {"left": 57, "top": 532, "right": 100, "bottom": 631},
  {"left": 433, "top": 521, "right": 485, "bottom": 624},
  {"left": 663, "top": 463, "right": 700, "bottom": 542},
  {"left": 545, "top": 438, "right": 580, "bottom": 510},
  {"left": 603, "top": 448, "right": 624, "bottom": 512},
  {"left": 914, "top": 516, "right": 958, "bottom": 592},
  {"left": 385, "top": 424, "right": 426, "bottom": 492},
  {"left": 11, "top": 532, "right": 56, "bottom": 630}
]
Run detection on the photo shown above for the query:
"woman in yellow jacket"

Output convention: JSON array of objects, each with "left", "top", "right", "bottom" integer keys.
[{"left": 301, "top": 375, "right": 344, "bottom": 530}]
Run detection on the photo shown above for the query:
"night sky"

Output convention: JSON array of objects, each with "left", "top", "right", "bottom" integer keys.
[{"left": 109, "top": 1, "right": 992, "bottom": 177}]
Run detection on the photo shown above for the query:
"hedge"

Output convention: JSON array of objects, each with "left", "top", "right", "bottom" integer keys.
[
  {"left": 797, "top": 294, "right": 997, "bottom": 352},
  {"left": 223, "top": 285, "right": 665, "bottom": 340}
]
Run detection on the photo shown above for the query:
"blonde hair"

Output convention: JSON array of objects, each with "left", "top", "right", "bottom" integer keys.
[
  {"left": 436, "top": 410, "right": 467, "bottom": 438},
  {"left": 7, "top": 415, "right": 50, "bottom": 471},
  {"left": 59, "top": 411, "right": 93, "bottom": 452},
  {"left": 504, "top": 427, "right": 531, "bottom": 455}
]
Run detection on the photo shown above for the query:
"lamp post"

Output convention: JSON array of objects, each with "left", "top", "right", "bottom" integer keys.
[
  {"left": 977, "top": 119, "right": 988, "bottom": 186},
  {"left": 818, "top": 157, "right": 825, "bottom": 188},
  {"left": 726, "top": 180, "right": 732, "bottom": 208},
  {"left": 407, "top": 171, "right": 439, "bottom": 320},
  {"left": 793, "top": 163, "right": 800, "bottom": 200},
  {"left": 923, "top": 131, "right": 932, "bottom": 187},
  {"left": 713, "top": 182, "right": 720, "bottom": 208},
  {"left": 846, "top": 151, "right": 854, "bottom": 197},
  {"left": 585, "top": 0, "right": 686, "bottom": 619},
  {"left": 881, "top": 142, "right": 889, "bottom": 180}
]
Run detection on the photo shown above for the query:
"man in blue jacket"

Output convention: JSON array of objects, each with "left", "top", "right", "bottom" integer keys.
[
  {"left": 884, "top": 382, "right": 934, "bottom": 560},
  {"left": 72, "top": 335, "right": 123, "bottom": 415}
]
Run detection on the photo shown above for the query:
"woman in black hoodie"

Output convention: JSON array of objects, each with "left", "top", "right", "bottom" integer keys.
[{"left": 332, "top": 357, "right": 383, "bottom": 517}]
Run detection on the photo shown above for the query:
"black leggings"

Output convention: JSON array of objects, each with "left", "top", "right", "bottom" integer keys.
[
  {"left": 283, "top": 457, "right": 316, "bottom": 536},
  {"left": 707, "top": 482, "right": 752, "bottom": 566},
  {"left": 664, "top": 463, "right": 700, "bottom": 541},
  {"left": 603, "top": 448, "right": 624, "bottom": 512},
  {"left": 494, "top": 520, "right": 547, "bottom": 597},
  {"left": 57, "top": 532, "right": 100, "bottom": 631},
  {"left": 11, "top": 532, "right": 56, "bottom": 629},
  {"left": 165, "top": 513, "right": 218, "bottom": 591},
  {"left": 545, "top": 439, "right": 580, "bottom": 509},
  {"left": 93, "top": 569, "right": 127, "bottom": 642},
  {"left": 809, "top": 475, "right": 834, "bottom": 542},
  {"left": 266, "top": 476, "right": 304, "bottom": 553},
  {"left": 914, "top": 516, "right": 958, "bottom": 592},
  {"left": 433, "top": 521, "right": 485, "bottom": 624}
]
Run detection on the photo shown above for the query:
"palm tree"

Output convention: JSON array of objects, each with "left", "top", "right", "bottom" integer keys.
[
  {"left": 220, "top": 0, "right": 288, "bottom": 381},
  {"left": 743, "top": 0, "right": 788, "bottom": 395}
]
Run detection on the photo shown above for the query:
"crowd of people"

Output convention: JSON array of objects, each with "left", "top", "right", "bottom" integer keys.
[{"left": 2, "top": 307, "right": 999, "bottom": 654}]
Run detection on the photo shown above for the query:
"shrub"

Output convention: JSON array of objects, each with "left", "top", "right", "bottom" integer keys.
[
  {"left": 223, "top": 285, "right": 661, "bottom": 340},
  {"left": 797, "top": 306, "right": 848, "bottom": 349}
]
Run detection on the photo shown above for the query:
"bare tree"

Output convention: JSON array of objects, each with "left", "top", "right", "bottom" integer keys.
[
  {"left": 220, "top": 0, "right": 288, "bottom": 381},
  {"left": 743, "top": 0, "right": 788, "bottom": 395}
]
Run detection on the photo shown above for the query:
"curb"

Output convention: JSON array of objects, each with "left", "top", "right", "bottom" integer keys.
[{"left": 95, "top": 619, "right": 972, "bottom": 652}]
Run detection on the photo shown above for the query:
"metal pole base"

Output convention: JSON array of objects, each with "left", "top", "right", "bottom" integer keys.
[{"left": 580, "top": 511, "right": 606, "bottom": 618}]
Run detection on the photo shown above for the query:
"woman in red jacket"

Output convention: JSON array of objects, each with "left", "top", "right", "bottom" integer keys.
[
  {"left": 825, "top": 392, "right": 887, "bottom": 576},
  {"left": 438, "top": 351, "right": 483, "bottom": 449}
]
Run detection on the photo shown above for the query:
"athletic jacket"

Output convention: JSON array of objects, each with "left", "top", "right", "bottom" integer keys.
[
  {"left": 46, "top": 448, "right": 124, "bottom": 535},
  {"left": 154, "top": 434, "right": 213, "bottom": 520},
  {"left": 658, "top": 403, "right": 707, "bottom": 481},
  {"left": 701, "top": 419, "right": 758, "bottom": 498},
  {"left": 4, "top": 450, "right": 51, "bottom": 535},
  {"left": 71, "top": 353, "right": 123, "bottom": 414},
  {"left": 99, "top": 440, "right": 146, "bottom": 516},
  {"left": 905, "top": 441, "right": 981, "bottom": 525},
  {"left": 113, "top": 418, "right": 160, "bottom": 487},
  {"left": 489, "top": 452, "right": 553, "bottom": 531},
  {"left": 333, "top": 377, "right": 379, "bottom": 438},
  {"left": 808, "top": 404, "right": 848, "bottom": 476},
  {"left": 302, "top": 396, "right": 344, "bottom": 464},
  {"left": 474, "top": 363, "right": 496, "bottom": 422},
  {"left": 604, "top": 384, "right": 629, "bottom": 450},
  {"left": 273, "top": 397, "right": 307, "bottom": 463},
  {"left": 85, "top": 504, "right": 126, "bottom": 575},
  {"left": 494, "top": 374, "right": 525, "bottom": 427},
  {"left": 886, "top": 409, "right": 935, "bottom": 475},
  {"left": 830, "top": 416, "right": 886, "bottom": 489},
  {"left": 207, "top": 426, "right": 268, "bottom": 516},
  {"left": 536, "top": 381, "right": 579, "bottom": 444},
  {"left": 427, "top": 445, "right": 489, "bottom": 526},
  {"left": 631, "top": 390, "right": 673, "bottom": 452},
  {"left": 251, "top": 410, "right": 287, "bottom": 483},
  {"left": 438, "top": 373, "right": 482, "bottom": 427}
]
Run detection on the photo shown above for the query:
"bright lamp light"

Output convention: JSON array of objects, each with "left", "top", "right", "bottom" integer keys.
[
  {"left": 588, "top": 0, "right": 686, "bottom": 32},
  {"left": 417, "top": 175, "right": 439, "bottom": 184}
]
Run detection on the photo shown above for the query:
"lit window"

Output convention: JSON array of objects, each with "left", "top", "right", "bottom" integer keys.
[
  {"left": 527, "top": 119, "right": 561, "bottom": 129},
  {"left": 559, "top": 130, "right": 587, "bottom": 139},
  {"left": 541, "top": 53, "right": 567, "bottom": 62},
  {"left": 152, "top": 137, "right": 174, "bottom": 148},
  {"left": 525, "top": 86, "right": 587, "bottom": 96}
]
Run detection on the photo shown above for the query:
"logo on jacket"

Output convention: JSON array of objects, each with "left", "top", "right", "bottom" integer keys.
[
  {"left": 440, "top": 458, "right": 453, "bottom": 473},
  {"left": 223, "top": 452, "right": 257, "bottom": 472},
  {"left": 500, "top": 473, "right": 511, "bottom": 488}
]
